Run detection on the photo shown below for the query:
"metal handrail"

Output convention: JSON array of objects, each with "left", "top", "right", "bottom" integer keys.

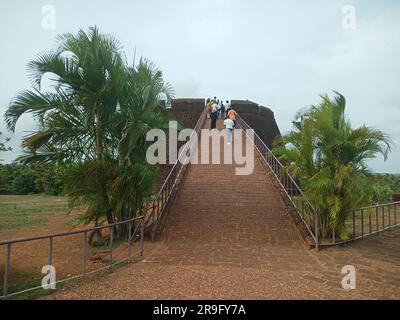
[
  {"left": 328, "top": 201, "right": 400, "bottom": 246},
  {"left": 236, "top": 115, "right": 319, "bottom": 250},
  {"left": 0, "top": 217, "right": 143, "bottom": 246},
  {"left": 357, "top": 201, "right": 400, "bottom": 211},
  {"left": 147, "top": 106, "right": 208, "bottom": 239},
  {"left": 1, "top": 215, "right": 145, "bottom": 299}
]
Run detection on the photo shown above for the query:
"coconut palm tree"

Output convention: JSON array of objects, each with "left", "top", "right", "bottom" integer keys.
[
  {"left": 274, "top": 92, "right": 391, "bottom": 239},
  {"left": 5, "top": 27, "right": 173, "bottom": 241}
]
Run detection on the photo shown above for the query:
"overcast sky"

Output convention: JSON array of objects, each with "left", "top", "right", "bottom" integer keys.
[{"left": 0, "top": 0, "right": 399, "bottom": 173}]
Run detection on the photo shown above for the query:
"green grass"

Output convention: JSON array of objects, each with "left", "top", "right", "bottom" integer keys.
[
  {"left": 1, "top": 260, "right": 134, "bottom": 300},
  {"left": 0, "top": 198, "right": 69, "bottom": 231},
  {"left": 1, "top": 280, "right": 52, "bottom": 300},
  {"left": 99, "top": 237, "right": 128, "bottom": 249}
]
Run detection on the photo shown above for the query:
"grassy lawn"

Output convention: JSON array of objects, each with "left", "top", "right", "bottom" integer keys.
[{"left": 0, "top": 195, "right": 70, "bottom": 233}]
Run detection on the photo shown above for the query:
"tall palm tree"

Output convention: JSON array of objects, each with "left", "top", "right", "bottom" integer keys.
[
  {"left": 274, "top": 92, "right": 391, "bottom": 239},
  {"left": 5, "top": 26, "right": 124, "bottom": 164},
  {"left": 111, "top": 59, "right": 173, "bottom": 224},
  {"left": 5, "top": 27, "right": 173, "bottom": 240},
  {"left": 5, "top": 26, "right": 125, "bottom": 227}
]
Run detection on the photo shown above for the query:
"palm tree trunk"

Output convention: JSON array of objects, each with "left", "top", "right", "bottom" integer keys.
[{"left": 95, "top": 112, "right": 104, "bottom": 161}]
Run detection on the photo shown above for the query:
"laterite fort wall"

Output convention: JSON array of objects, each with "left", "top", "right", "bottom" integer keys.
[
  {"left": 167, "top": 98, "right": 281, "bottom": 147},
  {"left": 230, "top": 99, "right": 281, "bottom": 148}
]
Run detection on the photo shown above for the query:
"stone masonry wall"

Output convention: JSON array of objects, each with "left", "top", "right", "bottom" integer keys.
[{"left": 230, "top": 99, "right": 281, "bottom": 148}]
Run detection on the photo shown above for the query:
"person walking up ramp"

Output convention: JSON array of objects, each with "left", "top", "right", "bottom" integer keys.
[{"left": 224, "top": 117, "right": 235, "bottom": 145}]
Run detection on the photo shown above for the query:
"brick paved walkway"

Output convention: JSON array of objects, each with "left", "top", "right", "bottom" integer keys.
[{"left": 46, "top": 120, "right": 400, "bottom": 300}]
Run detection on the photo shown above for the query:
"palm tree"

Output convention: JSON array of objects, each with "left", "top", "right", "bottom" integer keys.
[
  {"left": 5, "top": 26, "right": 125, "bottom": 228},
  {"left": 5, "top": 27, "right": 173, "bottom": 242},
  {"left": 5, "top": 26, "right": 124, "bottom": 162},
  {"left": 110, "top": 59, "right": 173, "bottom": 225},
  {"left": 274, "top": 92, "right": 391, "bottom": 239}
]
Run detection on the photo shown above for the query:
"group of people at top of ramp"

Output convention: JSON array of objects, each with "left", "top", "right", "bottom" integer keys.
[{"left": 206, "top": 97, "right": 238, "bottom": 145}]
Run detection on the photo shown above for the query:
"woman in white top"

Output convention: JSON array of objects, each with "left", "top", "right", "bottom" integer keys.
[{"left": 223, "top": 117, "right": 235, "bottom": 144}]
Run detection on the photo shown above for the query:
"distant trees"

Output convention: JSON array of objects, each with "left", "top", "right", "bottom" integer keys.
[
  {"left": 370, "top": 173, "right": 400, "bottom": 203},
  {"left": 274, "top": 92, "right": 392, "bottom": 240},
  {"left": 5, "top": 26, "right": 173, "bottom": 236},
  {"left": 0, "top": 163, "right": 67, "bottom": 195},
  {"left": 0, "top": 131, "right": 12, "bottom": 161}
]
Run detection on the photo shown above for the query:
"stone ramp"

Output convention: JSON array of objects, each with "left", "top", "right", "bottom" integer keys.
[
  {"left": 145, "top": 119, "right": 311, "bottom": 269},
  {"left": 44, "top": 118, "right": 400, "bottom": 300}
]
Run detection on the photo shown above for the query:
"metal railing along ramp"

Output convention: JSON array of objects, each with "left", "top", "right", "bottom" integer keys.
[
  {"left": 237, "top": 115, "right": 400, "bottom": 249},
  {"left": 0, "top": 216, "right": 144, "bottom": 299},
  {"left": 143, "top": 106, "right": 208, "bottom": 240}
]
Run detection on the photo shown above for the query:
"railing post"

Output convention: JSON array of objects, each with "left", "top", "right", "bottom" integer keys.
[
  {"left": 361, "top": 209, "right": 364, "bottom": 239},
  {"left": 376, "top": 206, "right": 379, "bottom": 232},
  {"left": 382, "top": 206, "right": 385, "bottom": 230},
  {"left": 152, "top": 202, "right": 156, "bottom": 225},
  {"left": 3, "top": 243, "right": 12, "bottom": 298},
  {"left": 388, "top": 205, "right": 391, "bottom": 229},
  {"left": 284, "top": 172, "right": 288, "bottom": 190},
  {"left": 109, "top": 226, "right": 114, "bottom": 273},
  {"left": 128, "top": 222, "right": 132, "bottom": 258},
  {"left": 83, "top": 231, "right": 88, "bottom": 276},
  {"left": 48, "top": 237, "right": 53, "bottom": 267},
  {"left": 289, "top": 179, "right": 293, "bottom": 198},
  {"left": 369, "top": 208, "right": 372, "bottom": 235},
  {"left": 140, "top": 216, "right": 145, "bottom": 256},
  {"left": 352, "top": 211, "right": 356, "bottom": 238},
  {"left": 314, "top": 211, "right": 319, "bottom": 251}
]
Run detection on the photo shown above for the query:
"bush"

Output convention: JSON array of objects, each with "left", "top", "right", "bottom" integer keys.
[
  {"left": 371, "top": 183, "right": 393, "bottom": 204},
  {"left": 374, "top": 173, "right": 400, "bottom": 193},
  {"left": 0, "top": 163, "right": 19, "bottom": 193},
  {"left": 10, "top": 167, "right": 41, "bottom": 194},
  {"left": 0, "top": 163, "right": 68, "bottom": 195}
]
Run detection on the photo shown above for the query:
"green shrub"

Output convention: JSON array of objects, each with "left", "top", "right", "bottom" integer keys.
[
  {"left": 0, "top": 163, "right": 68, "bottom": 195},
  {"left": 10, "top": 167, "right": 41, "bottom": 194},
  {"left": 371, "top": 183, "right": 393, "bottom": 204}
]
